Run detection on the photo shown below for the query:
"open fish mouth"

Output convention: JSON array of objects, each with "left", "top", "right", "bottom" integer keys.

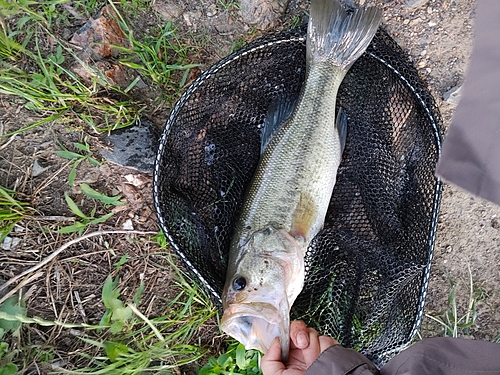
[{"left": 220, "top": 302, "right": 289, "bottom": 358}]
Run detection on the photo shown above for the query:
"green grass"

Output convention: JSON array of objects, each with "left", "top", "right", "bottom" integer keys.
[
  {"left": 424, "top": 267, "right": 477, "bottom": 338},
  {"left": 55, "top": 137, "right": 101, "bottom": 187},
  {"left": 0, "top": 246, "right": 220, "bottom": 374},
  {"left": 200, "top": 341, "right": 262, "bottom": 375},
  {"left": 0, "top": 0, "right": 198, "bottom": 135},
  {"left": 0, "top": 185, "right": 33, "bottom": 242}
]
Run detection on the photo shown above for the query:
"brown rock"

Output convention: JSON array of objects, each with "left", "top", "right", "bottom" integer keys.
[
  {"left": 240, "top": 0, "right": 290, "bottom": 30},
  {"left": 70, "top": 6, "right": 134, "bottom": 89}
]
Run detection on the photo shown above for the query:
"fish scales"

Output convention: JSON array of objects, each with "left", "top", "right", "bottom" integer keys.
[{"left": 238, "top": 64, "right": 346, "bottom": 247}]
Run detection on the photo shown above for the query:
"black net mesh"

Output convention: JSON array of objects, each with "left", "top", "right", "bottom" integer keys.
[{"left": 153, "top": 26, "right": 442, "bottom": 366}]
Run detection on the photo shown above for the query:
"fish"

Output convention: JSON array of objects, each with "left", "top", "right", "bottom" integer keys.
[{"left": 221, "top": 0, "right": 382, "bottom": 361}]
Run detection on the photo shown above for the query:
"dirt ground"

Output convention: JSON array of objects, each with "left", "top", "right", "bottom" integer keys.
[{"left": 1, "top": 0, "right": 500, "bottom": 372}]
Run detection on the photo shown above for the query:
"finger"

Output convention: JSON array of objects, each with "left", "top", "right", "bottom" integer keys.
[
  {"left": 301, "top": 328, "right": 322, "bottom": 367},
  {"left": 290, "top": 320, "right": 310, "bottom": 349},
  {"left": 261, "top": 337, "right": 286, "bottom": 375},
  {"left": 319, "top": 335, "right": 338, "bottom": 352}
]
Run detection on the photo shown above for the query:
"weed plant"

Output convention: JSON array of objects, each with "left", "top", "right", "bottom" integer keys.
[
  {"left": 0, "top": 246, "right": 220, "bottom": 373},
  {"left": 0, "top": 185, "right": 33, "bottom": 242},
  {"left": 200, "top": 341, "right": 262, "bottom": 375},
  {"left": 424, "top": 267, "right": 477, "bottom": 338},
  {"left": 0, "top": 0, "right": 197, "bottom": 135}
]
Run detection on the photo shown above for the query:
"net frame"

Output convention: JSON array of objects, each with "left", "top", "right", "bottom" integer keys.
[{"left": 153, "top": 26, "right": 443, "bottom": 365}]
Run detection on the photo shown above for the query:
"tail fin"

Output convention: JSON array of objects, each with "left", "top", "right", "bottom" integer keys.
[{"left": 307, "top": 0, "right": 382, "bottom": 68}]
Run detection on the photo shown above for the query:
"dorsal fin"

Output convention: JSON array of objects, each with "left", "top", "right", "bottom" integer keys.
[{"left": 260, "top": 97, "right": 298, "bottom": 155}]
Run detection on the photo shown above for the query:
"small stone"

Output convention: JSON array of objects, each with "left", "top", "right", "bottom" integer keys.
[
  {"left": 417, "top": 60, "right": 427, "bottom": 68},
  {"left": 153, "top": 1, "right": 184, "bottom": 19},
  {"left": 491, "top": 217, "right": 500, "bottom": 229},
  {"left": 32, "top": 159, "right": 49, "bottom": 177},
  {"left": 122, "top": 219, "right": 134, "bottom": 230},
  {"left": 428, "top": 20, "right": 437, "bottom": 27},
  {"left": 2, "top": 236, "right": 21, "bottom": 251},
  {"left": 183, "top": 13, "right": 192, "bottom": 27},
  {"left": 124, "top": 174, "right": 148, "bottom": 187},
  {"left": 409, "top": 18, "right": 421, "bottom": 26},
  {"left": 442, "top": 84, "right": 463, "bottom": 106},
  {"left": 240, "top": 0, "right": 289, "bottom": 30},
  {"left": 206, "top": 4, "right": 218, "bottom": 17},
  {"left": 405, "top": 0, "right": 428, "bottom": 9}
]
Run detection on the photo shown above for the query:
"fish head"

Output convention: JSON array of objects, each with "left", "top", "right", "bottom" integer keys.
[{"left": 221, "top": 226, "right": 305, "bottom": 361}]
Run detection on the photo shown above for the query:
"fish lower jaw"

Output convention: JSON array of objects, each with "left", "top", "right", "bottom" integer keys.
[{"left": 220, "top": 303, "right": 289, "bottom": 359}]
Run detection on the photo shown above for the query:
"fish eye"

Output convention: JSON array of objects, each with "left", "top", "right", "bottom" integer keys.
[{"left": 232, "top": 276, "right": 247, "bottom": 291}]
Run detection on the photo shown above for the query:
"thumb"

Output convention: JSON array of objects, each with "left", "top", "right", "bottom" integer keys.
[{"left": 261, "top": 337, "right": 285, "bottom": 375}]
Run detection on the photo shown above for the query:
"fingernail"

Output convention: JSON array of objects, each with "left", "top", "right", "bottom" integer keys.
[{"left": 297, "top": 331, "right": 308, "bottom": 348}]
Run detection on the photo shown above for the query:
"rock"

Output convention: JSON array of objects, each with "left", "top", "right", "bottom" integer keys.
[
  {"left": 99, "top": 118, "right": 160, "bottom": 174},
  {"left": 405, "top": 0, "right": 429, "bottom": 9},
  {"left": 240, "top": 0, "right": 290, "bottom": 30},
  {"left": 492, "top": 216, "right": 500, "bottom": 229},
  {"left": 2, "top": 236, "right": 21, "bottom": 251},
  {"left": 70, "top": 6, "right": 129, "bottom": 60},
  {"left": 206, "top": 4, "right": 218, "bottom": 17},
  {"left": 122, "top": 218, "right": 134, "bottom": 230},
  {"left": 153, "top": 1, "right": 185, "bottom": 19},
  {"left": 32, "top": 159, "right": 49, "bottom": 177},
  {"left": 416, "top": 59, "right": 427, "bottom": 68},
  {"left": 70, "top": 6, "right": 134, "bottom": 89},
  {"left": 442, "top": 84, "right": 463, "bottom": 106}
]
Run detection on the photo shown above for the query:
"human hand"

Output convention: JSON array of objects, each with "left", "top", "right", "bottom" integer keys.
[{"left": 261, "top": 320, "right": 338, "bottom": 375}]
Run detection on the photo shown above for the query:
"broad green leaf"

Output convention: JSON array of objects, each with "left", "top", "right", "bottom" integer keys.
[
  {"left": 0, "top": 363, "right": 18, "bottom": 375},
  {"left": 89, "top": 212, "right": 114, "bottom": 225},
  {"left": 73, "top": 142, "right": 90, "bottom": 152},
  {"left": 110, "top": 320, "right": 124, "bottom": 334},
  {"left": 217, "top": 353, "right": 232, "bottom": 368},
  {"left": 103, "top": 341, "right": 130, "bottom": 362},
  {"left": 68, "top": 167, "right": 76, "bottom": 187},
  {"left": 64, "top": 193, "right": 88, "bottom": 219},
  {"left": 101, "top": 276, "right": 120, "bottom": 308},
  {"left": 109, "top": 298, "right": 125, "bottom": 312},
  {"left": 0, "top": 296, "right": 26, "bottom": 333},
  {"left": 112, "top": 306, "right": 132, "bottom": 323},
  {"left": 55, "top": 221, "right": 87, "bottom": 234},
  {"left": 54, "top": 150, "right": 83, "bottom": 160},
  {"left": 80, "top": 183, "right": 125, "bottom": 206},
  {"left": 235, "top": 344, "right": 247, "bottom": 369}
]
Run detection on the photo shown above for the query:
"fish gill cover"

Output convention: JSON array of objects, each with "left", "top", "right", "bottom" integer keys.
[{"left": 153, "top": 26, "right": 442, "bottom": 367}]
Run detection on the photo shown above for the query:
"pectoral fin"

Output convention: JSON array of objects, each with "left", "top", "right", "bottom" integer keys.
[{"left": 290, "top": 192, "right": 317, "bottom": 240}]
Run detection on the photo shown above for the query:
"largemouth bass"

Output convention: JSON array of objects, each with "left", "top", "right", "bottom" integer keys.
[{"left": 221, "top": 0, "right": 381, "bottom": 360}]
